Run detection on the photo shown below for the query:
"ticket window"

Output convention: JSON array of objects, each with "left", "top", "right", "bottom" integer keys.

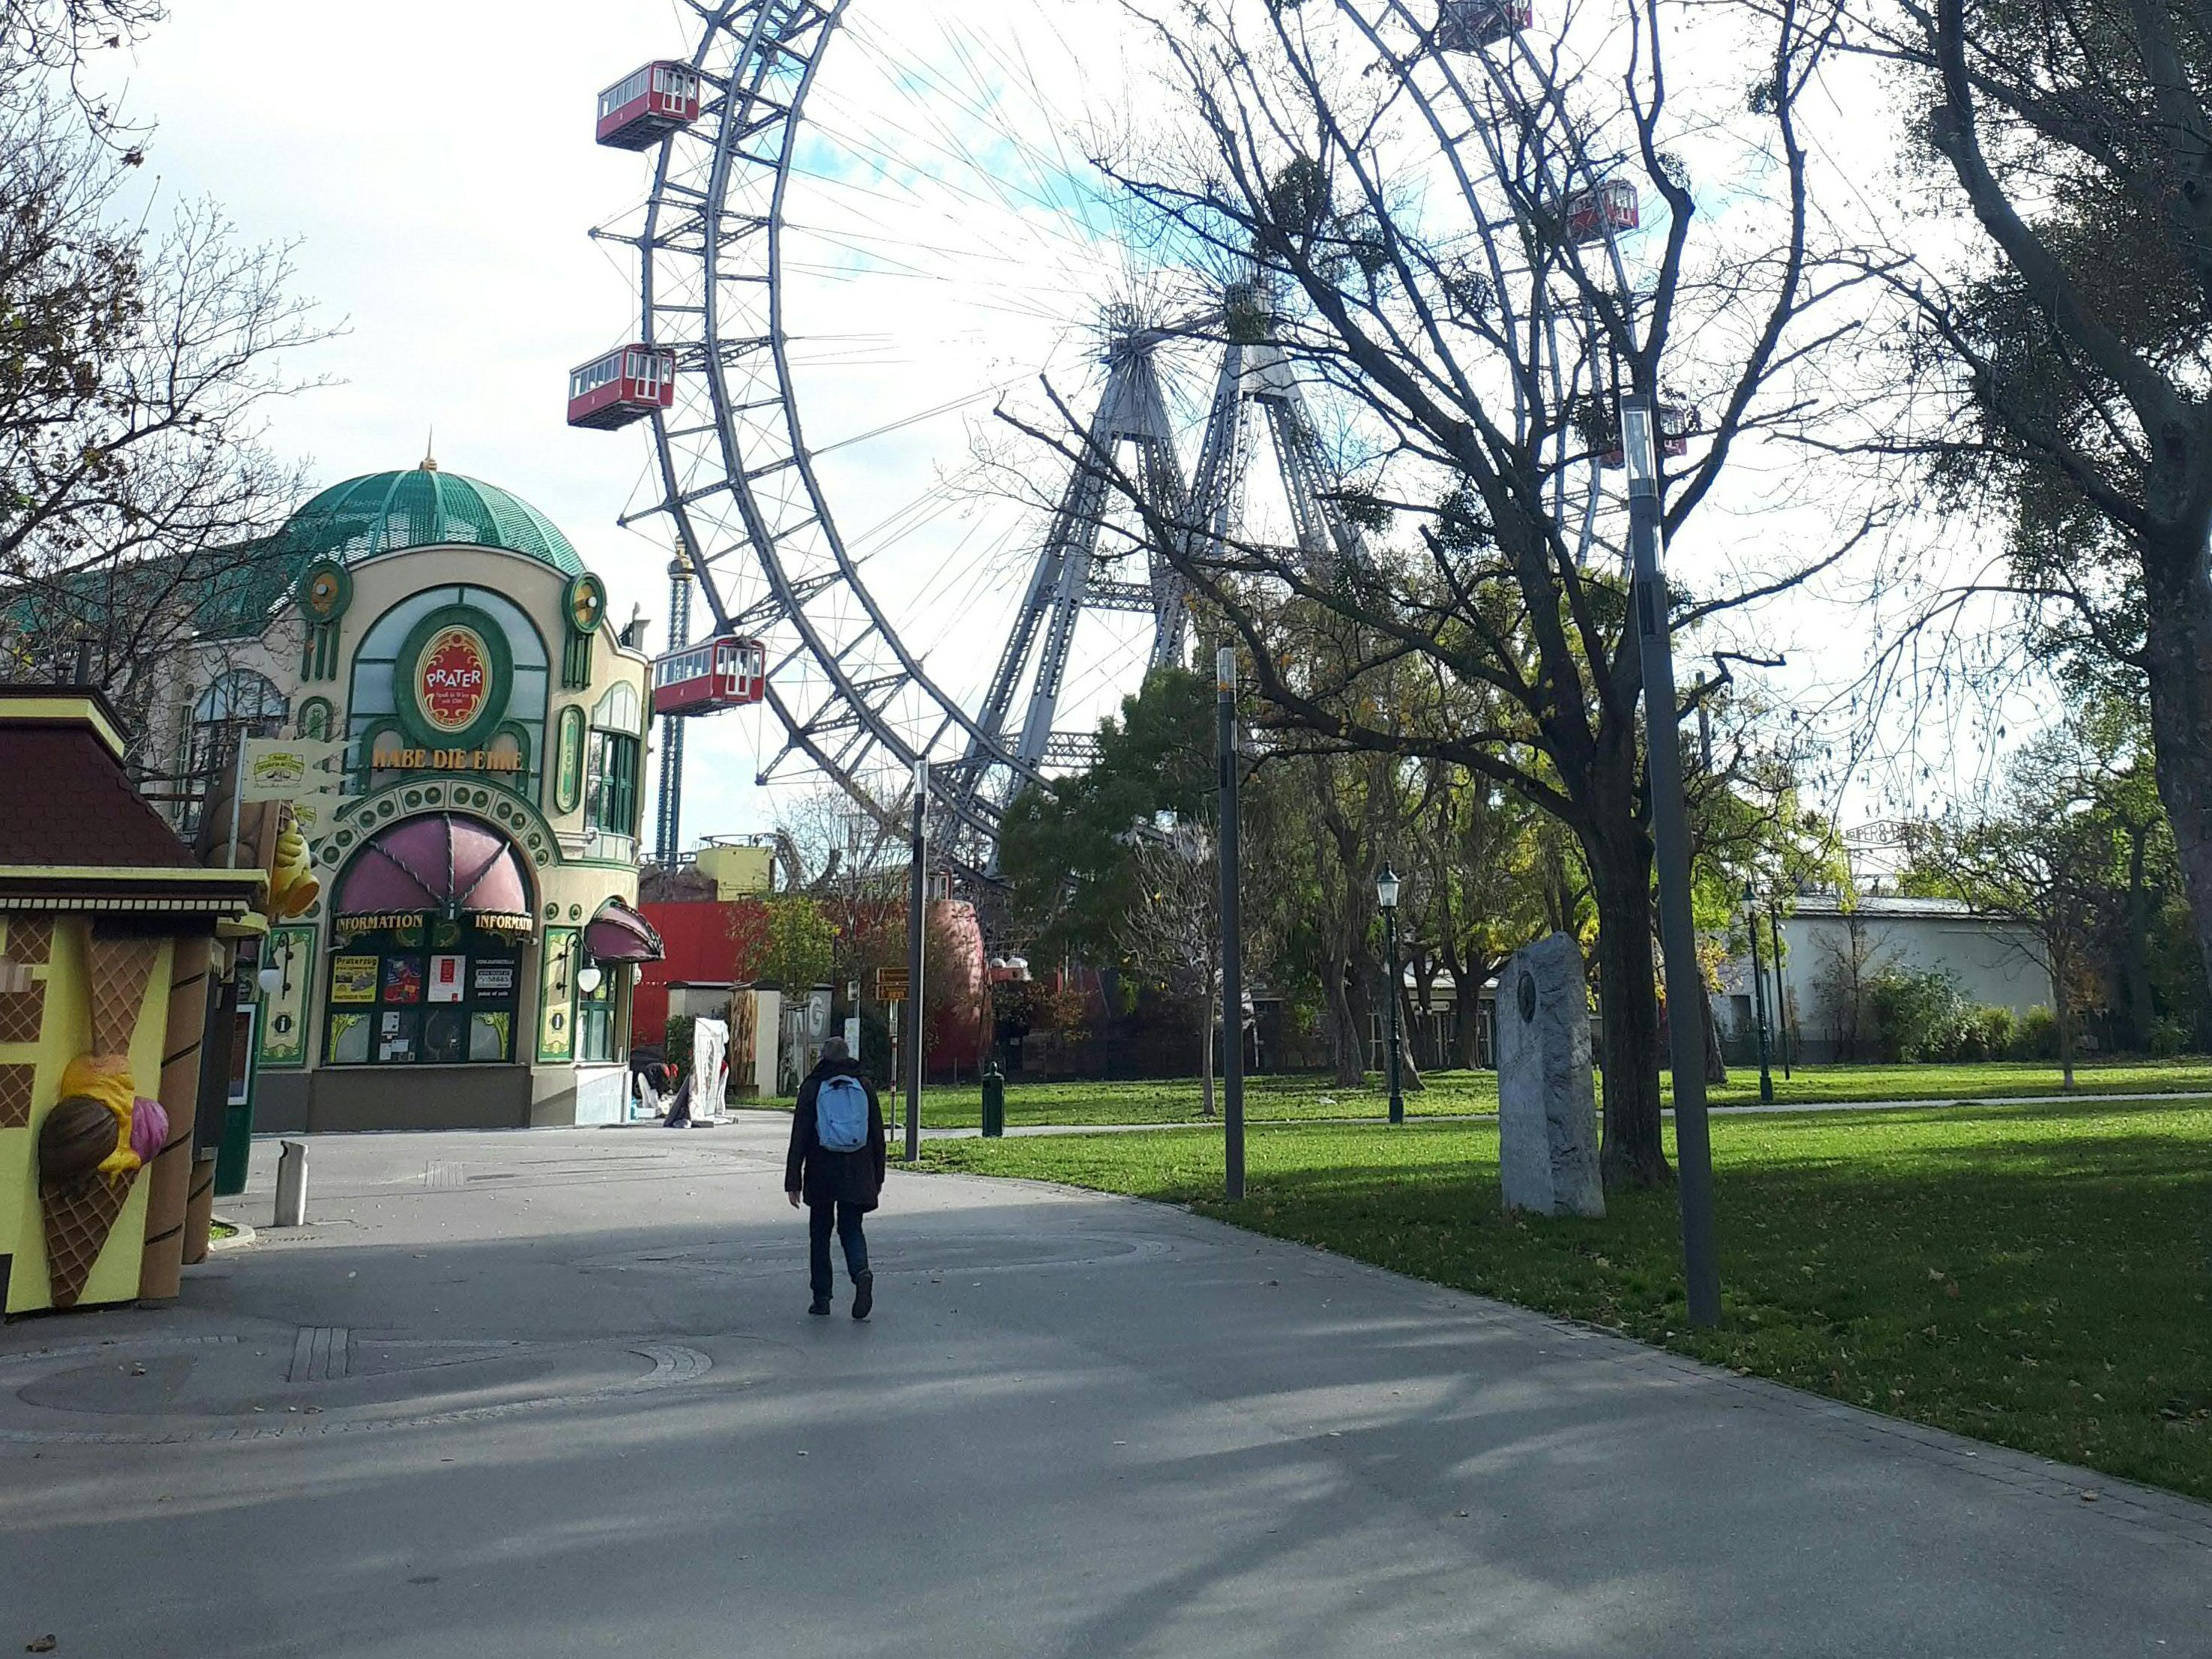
[{"left": 325, "top": 921, "right": 522, "bottom": 1066}]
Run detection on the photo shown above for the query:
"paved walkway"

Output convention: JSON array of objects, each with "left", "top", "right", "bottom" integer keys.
[{"left": 2, "top": 1121, "right": 2207, "bottom": 1658}]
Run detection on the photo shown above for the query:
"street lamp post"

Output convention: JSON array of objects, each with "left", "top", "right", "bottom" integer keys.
[
  {"left": 1623, "top": 394, "right": 1722, "bottom": 1328},
  {"left": 1216, "top": 646, "right": 1245, "bottom": 1202},
  {"left": 1744, "top": 883, "right": 1775, "bottom": 1104},
  {"left": 1377, "top": 864, "right": 1404, "bottom": 1126},
  {"left": 904, "top": 756, "right": 927, "bottom": 1162}
]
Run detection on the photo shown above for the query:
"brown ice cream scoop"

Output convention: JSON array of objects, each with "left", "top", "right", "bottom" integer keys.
[{"left": 39, "top": 1095, "right": 121, "bottom": 1187}]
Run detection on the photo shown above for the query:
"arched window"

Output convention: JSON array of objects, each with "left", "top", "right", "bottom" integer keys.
[
  {"left": 584, "top": 681, "right": 643, "bottom": 839},
  {"left": 184, "top": 669, "right": 289, "bottom": 831}
]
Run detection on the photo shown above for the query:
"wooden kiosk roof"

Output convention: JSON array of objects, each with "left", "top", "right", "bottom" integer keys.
[{"left": 0, "top": 688, "right": 264, "bottom": 919}]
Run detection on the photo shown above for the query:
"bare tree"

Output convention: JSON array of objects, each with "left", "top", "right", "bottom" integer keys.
[
  {"left": 1832, "top": 0, "right": 2212, "bottom": 1016},
  {"left": 1909, "top": 733, "right": 2121, "bottom": 1090},
  {"left": 2, "top": 0, "right": 159, "bottom": 130},
  {"left": 1812, "top": 906, "right": 1893, "bottom": 1061},
  {"left": 1008, "top": 0, "right": 1877, "bottom": 1187},
  {"left": 0, "top": 71, "right": 328, "bottom": 729},
  {"left": 1115, "top": 819, "right": 1239, "bottom": 1115}
]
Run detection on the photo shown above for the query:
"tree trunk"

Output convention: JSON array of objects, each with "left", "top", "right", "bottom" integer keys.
[
  {"left": 1200, "top": 1005, "right": 1216, "bottom": 1118},
  {"left": 1397, "top": 987, "right": 1426, "bottom": 1092},
  {"left": 2057, "top": 961, "right": 2076, "bottom": 1092},
  {"left": 2139, "top": 546, "right": 2212, "bottom": 1018},
  {"left": 1325, "top": 957, "right": 1365, "bottom": 1086},
  {"left": 1701, "top": 981, "right": 1730, "bottom": 1087},
  {"left": 2124, "top": 823, "right": 2157, "bottom": 1050},
  {"left": 1585, "top": 819, "right": 1671, "bottom": 1190},
  {"left": 1454, "top": 970, "right": 1485, "bottom": 1070}
]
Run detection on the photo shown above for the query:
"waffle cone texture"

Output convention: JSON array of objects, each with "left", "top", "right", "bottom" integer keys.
[
  {"left": 40, "top": 1172, "right": 133, "bottom": 1309},
  {"left": 85, "top": 936, "right": 156, "bottom": 1062}
]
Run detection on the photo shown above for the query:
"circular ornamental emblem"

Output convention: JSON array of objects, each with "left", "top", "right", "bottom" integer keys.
[
  {"left": 565, "top": 573, "right": 607, "bottom": 636},
  {"left": 418, "top": 626, "right": 493, "bottom": 734},
  {"left": 300, "top": 559, "right": 351, "bottom": 621}
]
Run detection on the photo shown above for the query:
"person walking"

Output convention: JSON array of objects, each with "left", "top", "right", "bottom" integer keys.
[{"left": 785, "top": 1036, "right": 886, "bottom": 1319}]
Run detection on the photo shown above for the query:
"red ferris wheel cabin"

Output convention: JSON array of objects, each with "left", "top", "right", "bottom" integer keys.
[
  {"left": 1566, "top": 178, "right": 1640, "bottom": 244},
  {"left": 597, "top": 61, "right": 703, "bottom": 151},
  {"left": 652, "top": 632, "right": 769, "bottom": 717},
  {"left": 568, "top": 345, "right": 676, "bottom": 431}
]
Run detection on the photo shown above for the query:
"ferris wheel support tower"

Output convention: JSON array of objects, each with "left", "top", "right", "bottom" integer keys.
[{"left": 592, "top": 1, "right": 1368, "bottom": 883}]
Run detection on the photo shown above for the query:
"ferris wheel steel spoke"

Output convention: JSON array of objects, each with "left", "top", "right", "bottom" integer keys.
[
  {"left": 622, "top": 0, "right": 1025, "bottom": 861},
  {"left": 608, "top": 0, "right": 1386, "bottom": 879}
]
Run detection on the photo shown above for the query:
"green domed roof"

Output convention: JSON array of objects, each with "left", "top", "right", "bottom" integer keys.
[{"left": 271, "top": 465, "right": 585, "bottom": 576}]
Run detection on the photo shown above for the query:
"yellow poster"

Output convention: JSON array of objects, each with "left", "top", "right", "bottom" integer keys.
[{"left": 331, "top": 955, "right": 379, "bottom": 1005}]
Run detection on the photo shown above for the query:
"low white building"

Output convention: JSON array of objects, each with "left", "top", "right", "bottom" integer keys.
[{"left": 1724, "top": 892, "right": 2054, "bottom": 1064}]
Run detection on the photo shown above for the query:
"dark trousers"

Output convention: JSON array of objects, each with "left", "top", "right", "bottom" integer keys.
[{"left": 808, "top": 1201, "right": 869, "bottom": 1298}]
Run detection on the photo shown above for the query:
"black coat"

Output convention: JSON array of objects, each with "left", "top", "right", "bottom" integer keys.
[{"left": 785, "top": 1059, "right": 887, "bottom": 1211}]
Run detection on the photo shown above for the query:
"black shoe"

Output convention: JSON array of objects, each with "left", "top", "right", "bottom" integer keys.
[
  {"left": 808, "top": 1298, "right": 831, "bottom": 1316},
  {"left": 852, "top": 1272, "right": 874, "bottom": 1321}
]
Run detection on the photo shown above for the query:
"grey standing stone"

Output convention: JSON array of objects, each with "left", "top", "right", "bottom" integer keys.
[{"left": 1495, "top": 932, "right": 1604, "bottom": 1218}]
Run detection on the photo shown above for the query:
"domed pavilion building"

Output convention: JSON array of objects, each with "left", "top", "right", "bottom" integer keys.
[{"left": 139, "top": 458, "right": 661, "bottom": 1132}]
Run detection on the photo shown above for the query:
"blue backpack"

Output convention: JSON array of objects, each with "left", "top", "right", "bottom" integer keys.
[{"left": 815, "top": 1074, "right": 869, "bottom": 1152}]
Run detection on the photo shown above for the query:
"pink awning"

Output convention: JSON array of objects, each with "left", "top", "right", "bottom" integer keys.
[
  {"left": 583, "top": 895, "right": 663, "bottom": 963},
  {"left": 334, "top": 813, "right": 532, "bottom": 933}
]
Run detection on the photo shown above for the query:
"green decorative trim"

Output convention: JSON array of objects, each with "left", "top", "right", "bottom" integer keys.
[
  {"left": 553, "top": 706, "right": 585, "bottom": 814},
  {"left": 393, "top": 603, "right": 514, "bottom": 752},
  {"left": 353, "top": 717, "right": 404, "bottom": 791},
  {"left": 538, "top": 927, "right": 579, "bottom": 1064},
  {"left": 564, "top": 573, "right": 606, "bottom": 634},
  {"left": 562, "top": 575, "right": 605, "bottom": 690},
  {"left": 257, "top": 924, "right": 317, "bottom": 1069},
  {"left": 494, "top": 720, "right": 534, "bottom": 794},
  {"left": 296, "top": 696, "right": 336, "bottom": 741},
  {"left": 298, "top": 560, "right": 352, "bottom": 682},
  {"left": 316, "top": 778, "right": 565, "bottom": 888}
]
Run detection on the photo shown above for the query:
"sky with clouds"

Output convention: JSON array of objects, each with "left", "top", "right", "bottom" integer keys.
[{"left": 85, "top": 1, "right": 2022, "bottom": 853}]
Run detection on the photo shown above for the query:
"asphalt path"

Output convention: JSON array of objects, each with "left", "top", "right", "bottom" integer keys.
[{"left": 1, "top": 1120, "right": 2206, "bottom": 1658}]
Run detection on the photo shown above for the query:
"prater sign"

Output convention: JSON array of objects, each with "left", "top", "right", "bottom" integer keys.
[
  {"left": 392, "top": 603, "right": 514, "bottom": 753},
  {"left": 418, "top": 625, "right": 493, "bottom": 732}
]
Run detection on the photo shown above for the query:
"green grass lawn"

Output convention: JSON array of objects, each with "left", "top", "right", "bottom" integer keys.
[
  {"left": 917, "top": 1098, "right": 2212, "bottom": 1503},
  {"left": 832, "top": 1056, "right": 2212, "bottom": 1130}
]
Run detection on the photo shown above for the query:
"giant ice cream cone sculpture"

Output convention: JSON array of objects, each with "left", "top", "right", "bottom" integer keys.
[
  {"left": 37, "top": 1096, "right": 133, "bottom": 1308},
  {"left": 41, "top": 1172, "right": 133, "bottom": 1309},
  {"left": 86, "top": 935, "right": 156, "bottom": 1068},
  {"left": 38, "top": 937, "right": 158, "bottom": 1304}
]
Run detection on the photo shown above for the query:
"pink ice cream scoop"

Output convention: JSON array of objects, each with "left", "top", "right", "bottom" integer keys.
[{"left": 129, "top": 1098, "right": 169, "bottom": 1168}]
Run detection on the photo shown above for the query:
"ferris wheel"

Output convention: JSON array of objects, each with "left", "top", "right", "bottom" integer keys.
[{"left": 573, "top": 2, "right": 1401, "bottom": 878}]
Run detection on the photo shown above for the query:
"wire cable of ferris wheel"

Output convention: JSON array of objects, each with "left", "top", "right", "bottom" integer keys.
[
  {"left": 833, "top": 11, "right": 1122, "bottom": 240},
  {"left": 774, "top": 196, "right": 1113, "bottom": 329},
  {"left": 806, "top": 367, "right": 1039, "bottom": 462},
  {"left": 778, "top": 149, "right": 1114, "bottom": 308},
  {"left": 772, "top": 76, "right": 1125, "bottom": 308},
  {"left": 794, "top": 70, "right": 1107, "bottom": 251},
  {"left": 776, "top": 214, "right": 1105, "bottom": 297}
]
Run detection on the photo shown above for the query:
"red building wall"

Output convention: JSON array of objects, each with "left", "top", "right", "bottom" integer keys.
[
  {"left": 633, "top": 896, "right": 986, "bottom": 1076},
  {"left": 634, "top": 899, "right": 768, "bottom": 1047}
]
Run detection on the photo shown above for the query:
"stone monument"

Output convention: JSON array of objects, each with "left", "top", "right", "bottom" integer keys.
[{"left": 1495, "top": 932, "right": 1605, "bottom": 1218}]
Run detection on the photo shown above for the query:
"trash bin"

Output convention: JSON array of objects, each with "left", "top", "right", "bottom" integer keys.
[{"left": 981, "top": 1063, "right": 1005, "bottom": 1139}]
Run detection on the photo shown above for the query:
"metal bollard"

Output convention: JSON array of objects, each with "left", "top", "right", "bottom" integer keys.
[
  {"left": 980, "top": 1063, "right": 1005, "bottom": 1139},
  {"left": 272, "top": 1139, "right": 308, "bottom": 1227}
]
